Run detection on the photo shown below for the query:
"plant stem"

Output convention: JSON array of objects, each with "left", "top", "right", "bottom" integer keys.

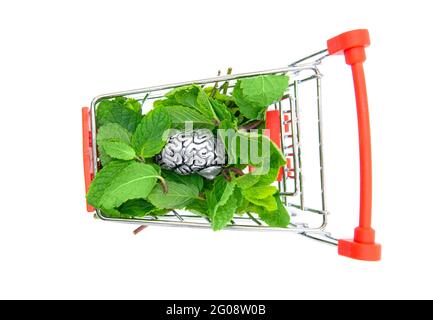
[
  {"left": 222, "top": 168, "right": 232, "bottom": 181},
  {"left": 133, "top": 225, "right": 148, "bottom": 235},
  {"left": 157, "top": 176, "right": 168, "bottom": 193},
  {"left": 229, "top": 167, "right": 245, "bottom": 176},
  {"left": 221, "top": 67, "right": 233, "bottom": 94},
  {"left": 211, "top": 70, "right": 221, "bottom": 98},
  {"left": 239, "top": 120, "right": 263, "bottom": 131}
]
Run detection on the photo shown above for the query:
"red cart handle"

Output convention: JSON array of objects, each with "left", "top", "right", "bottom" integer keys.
[
  {"left": 82, "top": 107, "right": 94, "bottom": 212},
  {"left": 328, "top": 29, "right": 381, "bottom": 261}
]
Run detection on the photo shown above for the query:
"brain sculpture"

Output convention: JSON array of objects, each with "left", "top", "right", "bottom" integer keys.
[{"left": 155, "top": 129, "right": 226, "bottom": 180}]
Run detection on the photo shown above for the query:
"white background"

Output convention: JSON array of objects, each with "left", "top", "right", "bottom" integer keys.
[{"left": 1, "top": 0, "right": 432, "bottom": 299}]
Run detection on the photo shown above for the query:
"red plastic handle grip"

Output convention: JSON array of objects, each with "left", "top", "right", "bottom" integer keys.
[
  {"left": 82, "top": 107, "right": 94, "bottom": 212},
  {"left": 328, "top": 29, "right": 381, "bottom": 261}
]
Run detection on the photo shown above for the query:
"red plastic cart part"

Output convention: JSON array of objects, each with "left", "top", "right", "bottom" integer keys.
[
  {"left": 327, "top": 29, "right": 381, "bottom": 261},
  {"left": 82, "top": 107, "right": 94, "bottom": 212},
  {"left": 265, "top": 110, "right": 283, "bottom": 181}
]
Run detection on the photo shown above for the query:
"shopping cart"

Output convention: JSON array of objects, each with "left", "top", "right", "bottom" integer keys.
[{"left": 82, "top": 29, "right": 381, "bottom": 261}]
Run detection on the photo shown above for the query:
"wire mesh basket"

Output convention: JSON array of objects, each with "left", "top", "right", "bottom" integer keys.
[{"left": 82, "top": 29, "right": 381, "bottom": 261}]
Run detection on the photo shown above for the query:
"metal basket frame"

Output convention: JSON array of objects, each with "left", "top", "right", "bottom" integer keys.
[{"left": 88, "top": 50, "right": 337, "bottom": 244}]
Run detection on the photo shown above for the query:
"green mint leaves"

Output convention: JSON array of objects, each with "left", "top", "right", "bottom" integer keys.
[
  {"left": 206, "top": 177, "right": 243, "bottom": 231},
  {"left": 158, "top": 105, "right": 216, "bottom": 130},
  {"left": 132, "top": 107, "right": 171, "bottom": 158},
  {"left": 233, "top": 75, "right": 288, "bottom": 119},
  {"left": 87, "top": 161, "right": 132, "bottom": 208},
  {"left": 87, "top": 161, "right": 161, "bottom": 210},
  {"left": 148, "top": 172, "right": 203, "bottom": 209},
  {"left": 88, "top": 73, "right": 291, "bottom": 228},
  {"left": 96, "top": 98, "right": 142, "bottom": 133},
  {"left": 255, "top": 195, "right": 290, "bottom": 228},
  {"left": 97, "top": 123, "right": 134, "bottom": 164},
  {"left": 165, "top": 85, "right": 218, "bottom": 121},
  {"left": 99, "top": 141, "right": 136, "bottom": 161}
]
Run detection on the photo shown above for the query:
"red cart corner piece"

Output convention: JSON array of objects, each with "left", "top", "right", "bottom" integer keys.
[
  {"left": 328, "top": 29, "right": 381, "bottom": 261},
  {"left": 82, "top": 107, "right": 94, "bottom": 212}
]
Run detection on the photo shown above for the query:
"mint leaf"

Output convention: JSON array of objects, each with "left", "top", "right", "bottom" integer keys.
[
  {"left": 99, "top": 162, "right": 160, "bottom": 209},
  {"left": 101, "top": 202, "right": 168, "bottom": 219},
  {"left": 254, "top": 166, "right": 280, "bottom": 186},
  {"left": 207, "top": 184, "right": 243, "bottom": 231},
  {"left": 245, "top": 194, "right": 277, "bottom": 211},
  {"left": 97, "top": 123, "right": 131, "bottom": 144},
  {"left": 165, "top": 85, "right": 198, "bottom": 108},
  {"left": 97, "top": 123, "right": 133, "bottom": 162},
  {"left": 147, "top": 169, "right": 202, "bottom": 209},
  {"left": 148, "top": 180, "right": 199, "bottom": 209},
  {"left": 186, "top": 199, "right": 208, "bottom": 217},
  {"left": 86, "top": 161, "right": 132, "bottom": 208},
  {"left": 118, "top": 199, "right": 155, "bottom": 216},
  {"left": 233, "top": 75, "right": 289, "bottom": 119},
  {"left": 100, "top": 207, "right": 123, "bottom": 218},
  {"left": 162, "top": 170, "right": 203, "bottom": 192},
  {"left": 206, "top": 177, "right": 242, "bottom": 231},
  {"left": 204, "top": 87, "right": 233, "bottom": 104},
  {"left": 148, "top": 163, "right": 162, "bottom": 176},
  {"left": 238, "top": 75, "right": 288, "bottom": 106},
  {"left": 96, "top": 99, "right": 142, "bottom": 133},
  {"left": 232, "top": 82, "right": 263, "bottom": 119},
  {"left": 158, "top": 105, "right": 215, "bottom": 129},
  {"left": 235, "top": 174, "right": 260, "bottom": 189},
  {"left": 165, "top": 85, "right": 217, "bottom": 121},
  {"left": 99, "top": 140, "right": 136, "bottom": 160},
  {"left": 243, "top": 185, "right": 278, "bottom": 199},
  {"left": 132, "top": 108, "right": 171, "bottom": 158},
  {"left": 210, "top": 98, "right": 235, "bottom": 127},
  {"left": 197, "top": 87, "right": 218, "bottom": 120},
  {"left": 153, "top": 97, "right": 177, "bottom": 108},
  {"left": 235, "top": 197, "right": 251, "bottom": 215},
  {"left": 117, "top": 199, "right": 169, "bottom": 217},
  {"left": 255, "top": 195, "right": 290, "bottom": 228},
  {"left": 111, "top": 97, "right": 142, "bottom": 114},
  {"left": 124, "top": 98, "right": 142, "bottom": 113},
  {"left": 219, "top": 186, "right": 243, "bottom": 225},
  {"left": 212, "top": 176, "right": 234, "bottom": 205}
]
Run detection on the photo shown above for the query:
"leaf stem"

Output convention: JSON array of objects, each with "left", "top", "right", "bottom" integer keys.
[
  {"left": 239, "top": 120, "right": 263, "bottom": 131},
  {"left": 210, "top": 70, "right": 221, "bottom": 98},
  {"left": 157, "top": 176, "right": 168, "bottom": 193},
  {"left": 221, "top": 67, "right": 233, "bottom": 94},
  {"left": 133, "top": 225, "right": 148, "bottom": 235},
  {"left": 229, "top": 167, "right": 245, "bottom": 176},
  {"left": 222, "top": 168, "right": 232, "bottom": 182}
]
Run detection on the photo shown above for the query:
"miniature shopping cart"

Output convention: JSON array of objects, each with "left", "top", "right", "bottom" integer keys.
[{"left": 82, "top": 29, "right": 381, "bottom": 261}]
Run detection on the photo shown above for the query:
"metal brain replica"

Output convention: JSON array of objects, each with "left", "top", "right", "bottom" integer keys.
[{"left": 155, "top": 129, "right": 226, "bottom": 180}]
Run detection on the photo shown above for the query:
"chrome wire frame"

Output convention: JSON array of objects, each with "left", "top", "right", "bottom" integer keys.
[{"left": 89, "top": 49, "right": 337, "bottom": 245}]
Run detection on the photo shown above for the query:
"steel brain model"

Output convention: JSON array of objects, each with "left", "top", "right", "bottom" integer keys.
[{"left": 155, "top": 129, "right": 226, "bottom": 179}]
